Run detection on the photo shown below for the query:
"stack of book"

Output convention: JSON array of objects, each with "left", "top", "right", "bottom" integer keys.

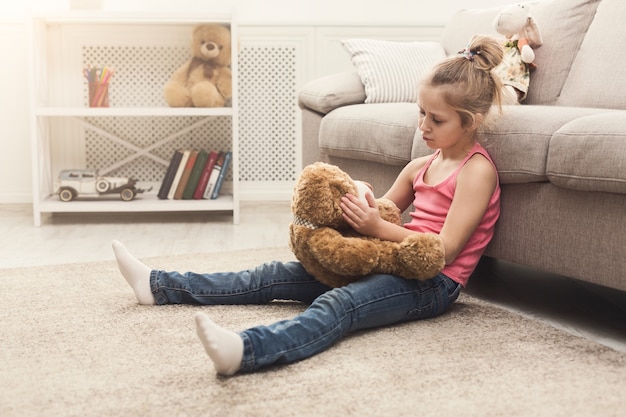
[{"left": 157, "top": 149, "right": 232, "bottom": 200}]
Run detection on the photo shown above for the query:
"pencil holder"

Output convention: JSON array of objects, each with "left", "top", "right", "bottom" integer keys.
[{"left": 89, "top": 81, "right": 110, "bottom": 107}]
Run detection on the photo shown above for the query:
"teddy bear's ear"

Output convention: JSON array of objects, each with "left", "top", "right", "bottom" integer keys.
[
  {"left": 524, "top": 16, "right": 543, "bottom": 47},
  {"left": 292, "top": 162, "right": 357, "bottom": 228},
  {"left": 192, "top": 24, "right": 204, "bottom": 35}
]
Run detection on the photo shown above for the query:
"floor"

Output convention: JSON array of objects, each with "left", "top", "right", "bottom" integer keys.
[{"left": 2, "top": 202, "right": 625, "bottom": 353}]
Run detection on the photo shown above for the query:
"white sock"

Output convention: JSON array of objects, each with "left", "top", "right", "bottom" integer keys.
[
  {"left": 112, "top": 240, "right": 155, "bottom": 305},
  {"left": 194, "top": 312, "right": 244, "bottom": 376}
]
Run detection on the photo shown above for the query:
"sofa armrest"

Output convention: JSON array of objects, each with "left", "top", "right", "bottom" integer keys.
[{"left": 298, "top": 71, "right": 366, "bottom": 115}]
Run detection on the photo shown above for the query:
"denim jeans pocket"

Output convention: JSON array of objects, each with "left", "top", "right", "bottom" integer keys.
[{"left": 443, "top": 274, "right": 462, "bottom": 303}]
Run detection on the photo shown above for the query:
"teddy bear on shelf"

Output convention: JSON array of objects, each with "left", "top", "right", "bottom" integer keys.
[
  {"left": 492, "top": 3, "right": 543, "bottom": 104},
  {"left": 289, "top": 162, "right": 446, "bottom": 288},
  {"left": 164, "top": 23, "right": 232, "bottom": 108}
]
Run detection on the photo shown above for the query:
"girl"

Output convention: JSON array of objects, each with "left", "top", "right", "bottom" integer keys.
[{"left": 114, "top": 35, "right": 503, "bottom": 376}]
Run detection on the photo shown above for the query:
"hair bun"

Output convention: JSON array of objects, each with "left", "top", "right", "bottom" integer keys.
[{"left": 463, "top": 35, "right": 503, "bottom": 71}]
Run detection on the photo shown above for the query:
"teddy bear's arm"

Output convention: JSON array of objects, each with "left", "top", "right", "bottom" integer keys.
[
  {"left": 216, "top": 67, "right": 233, "bottom": 99},
  {"left": 375, "top": 197, "right": 402, "bottom": 225},
  {"left": 163, "top": 62, "right": 195, "bottom": 107},
  {"left": 395, "top": 233, "right": 446, "bottom": 280},
  {"left": 309, "top": 228, "right": 380, "bottom": 276}
]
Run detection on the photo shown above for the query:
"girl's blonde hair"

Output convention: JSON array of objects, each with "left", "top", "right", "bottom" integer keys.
[{"left": 421, "top": 35, "right": 504, "bottom": 130}]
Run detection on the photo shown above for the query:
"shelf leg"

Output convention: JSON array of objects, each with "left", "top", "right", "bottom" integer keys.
[
  {"left": 33, "top": 211, "right": 42, "bottom": 227},
  {"left": 232, "top": 206, "right": 240, "bottom": 225}
]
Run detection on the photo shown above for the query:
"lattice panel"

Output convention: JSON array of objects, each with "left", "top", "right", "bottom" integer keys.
[
  {"left": 82, "top": 46, "right": 187, "bottom": 107},
  {"left": 84, "top": 117, "right": 232, "bottom": 182},
  {"left": 80, "top": 41, "right": 298, "bottom": 185},
  {"left": 238, "top": 45, "right": 298, "bottom": 182},
  {"left": 81, "top": 44, "right": 233, "bottom": 183}
]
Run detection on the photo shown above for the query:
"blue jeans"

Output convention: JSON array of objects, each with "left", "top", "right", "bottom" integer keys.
[{"left": 150, "top": 261, "right": 461, "bottom": 372}]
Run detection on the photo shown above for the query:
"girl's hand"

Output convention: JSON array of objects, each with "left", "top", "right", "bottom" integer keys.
[{"left": 340, "top": 192, "right": 383, "bottom": 237}]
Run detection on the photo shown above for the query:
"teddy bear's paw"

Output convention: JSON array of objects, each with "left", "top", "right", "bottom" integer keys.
[
  {"left": 376, "top": 198, "right": 402, "bottom": 225},
  {"left": 397, "top": 233, "right": 446, "bottom": 280},
  {"left": 164, "top": 82, "right": 193, "bottom": 107},
  {"left": 191, "top": 81, "right": 225, "bottom": 107}
]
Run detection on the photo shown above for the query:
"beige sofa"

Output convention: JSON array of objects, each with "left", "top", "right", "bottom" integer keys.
[{"left": 298, "top": 0, "right": 626, "bottom": 292}]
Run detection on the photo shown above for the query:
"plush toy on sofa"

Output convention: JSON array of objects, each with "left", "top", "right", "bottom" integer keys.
[
  {"left": 492, "top": 4, "right": 543, "bottom": 104},
  {"left": 164, "top": 24, "right": 232, "bottom": 108},
  {"left": 289, "top": 162, "right": 446, "bottom": 288}
]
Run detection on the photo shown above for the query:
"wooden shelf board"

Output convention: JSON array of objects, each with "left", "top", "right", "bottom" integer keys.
[
  {"left": 34, "top": 107, "right": 233, "bottom": 117},
  {"left": 39, "top": 194, "right": 235, "bottom": 213}
]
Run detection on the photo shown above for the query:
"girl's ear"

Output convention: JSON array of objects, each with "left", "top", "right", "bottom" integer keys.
[{"left": 470, "top": 113, "right": 484, "bottom": 131}]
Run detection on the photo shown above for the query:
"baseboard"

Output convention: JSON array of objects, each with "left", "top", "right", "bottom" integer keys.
[
  {"left": 239, "top": 181, "right": 293, "bottom": 201},
  {"left": 0, "top": 192, "right": 32, "bottom": 204}
]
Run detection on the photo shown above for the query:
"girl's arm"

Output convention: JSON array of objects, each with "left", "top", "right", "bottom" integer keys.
[
  {"left": 341, "top": 153, "right": 497, "bottom": 266},
  {"left": 382, "top": 156, "right": 429, "bottom": 212},
  {"left": 438, "top": 154, "right": 497, "bottom": 264},
  {"left": 340, "top": 156, "right": 428, "bottom": 242}
]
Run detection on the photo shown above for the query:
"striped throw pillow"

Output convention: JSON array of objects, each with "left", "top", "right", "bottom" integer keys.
[{"left": 342, "top": 39, "right": 447, "bottom": 104}]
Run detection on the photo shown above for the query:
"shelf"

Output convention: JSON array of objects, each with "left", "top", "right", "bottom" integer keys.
[
  {"left": 29, "top": 13, "right": 240, "bottom": 226},
  {"left": 39, "top": 193, "right": 235, "bottom": 214},
  {"left": 34, "top": 107, "right": 234, "bottom": 117}
]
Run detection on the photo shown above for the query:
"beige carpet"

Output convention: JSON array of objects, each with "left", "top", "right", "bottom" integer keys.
[{"left": 1, "top": 247, "right": 625, "bottom": 417}]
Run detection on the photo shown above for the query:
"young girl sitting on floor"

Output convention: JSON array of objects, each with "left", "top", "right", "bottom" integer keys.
[{"left": 114, "top": 35, "right": 503, "bottom": 376}]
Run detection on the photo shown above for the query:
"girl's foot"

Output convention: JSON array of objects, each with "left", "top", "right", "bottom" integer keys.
[
  {"left": 112, "top": 240, "right": 155, "bottom": 305},
  {"left": 194, "top": 312, "right": 244, "bottom": 376}
]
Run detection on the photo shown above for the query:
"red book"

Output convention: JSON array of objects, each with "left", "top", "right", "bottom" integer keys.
[
  {"left": 203, "top": 152, "right": 225, "bottom": 199},
  {"left": 193, "top": 150, "right": 220, "bottom": 199}
]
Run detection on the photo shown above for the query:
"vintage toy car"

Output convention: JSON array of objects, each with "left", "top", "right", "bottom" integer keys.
[{"left": 55, "top": 169, "right": 150, "bottom": 202}]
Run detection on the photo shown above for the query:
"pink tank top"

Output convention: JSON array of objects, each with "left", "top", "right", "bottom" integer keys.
[{"left": 404, "top": 142, "right": 500, "bottom": 286}]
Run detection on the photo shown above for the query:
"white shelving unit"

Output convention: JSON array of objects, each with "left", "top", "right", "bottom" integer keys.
[{"left": 28, "top": 12, "right": 239, "bottom": 226}]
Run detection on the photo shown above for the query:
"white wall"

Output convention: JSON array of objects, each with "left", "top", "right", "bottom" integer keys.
[
  {"left": 5, "top": 1, "right": 512, "bottom": 24},
  {"left": 0, "top": 23, "right": 30, "bottom": 203},
  {"left": 0, "top": 0, "right": 514, "bottom": 204}
]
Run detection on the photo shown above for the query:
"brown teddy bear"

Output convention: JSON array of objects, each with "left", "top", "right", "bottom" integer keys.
[
  {"left": 289, "top": 162, "right": 446, "bottom": 288},
  {"left": 164, "top": 24, "right": 232, "bottom": 108}
]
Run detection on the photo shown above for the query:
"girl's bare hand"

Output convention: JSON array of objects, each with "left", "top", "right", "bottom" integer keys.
[{"left": 340, "top": 192, "right": 382, "bottom": 236}]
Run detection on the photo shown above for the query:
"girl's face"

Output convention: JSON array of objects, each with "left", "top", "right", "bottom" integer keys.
[{"left": 417, "top": 85, "right": 474, "bottom": 152}]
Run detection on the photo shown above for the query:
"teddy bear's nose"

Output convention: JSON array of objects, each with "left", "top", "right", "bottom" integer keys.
[{"left": 206, "top": 42, "right": 217, "bottom": 51}]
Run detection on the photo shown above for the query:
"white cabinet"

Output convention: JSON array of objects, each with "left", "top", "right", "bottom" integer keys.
[{"left": 28, "top": 12, "right": 239, "bottom": 226}]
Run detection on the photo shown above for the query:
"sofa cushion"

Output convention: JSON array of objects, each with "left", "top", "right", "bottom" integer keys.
[
  {"left": 440, "top": 0, "right": 601, "bottom": 105},
  {"left": 341, "top": 39, "right": 446, "bottom": 104},
  {"left": 524, "top": 0, "right": 601, "bottom": 105},
  {"left": 547, "top": 112, "right": 626, "bottom": 194},
  {"left": 475, "top": 106, "right": 605, "bottom": 184},
  {"left": 556, "top": 0, "right": 626, "bottom": 109},
  {"left": 319, "top": 103, "right": 418, "bottom": 166},
  {"left": 298, "top": 71, "right": 366, "bottom": 115},
  {"left": 440, "top": 5, "right": 502, "bottom": 56}
]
